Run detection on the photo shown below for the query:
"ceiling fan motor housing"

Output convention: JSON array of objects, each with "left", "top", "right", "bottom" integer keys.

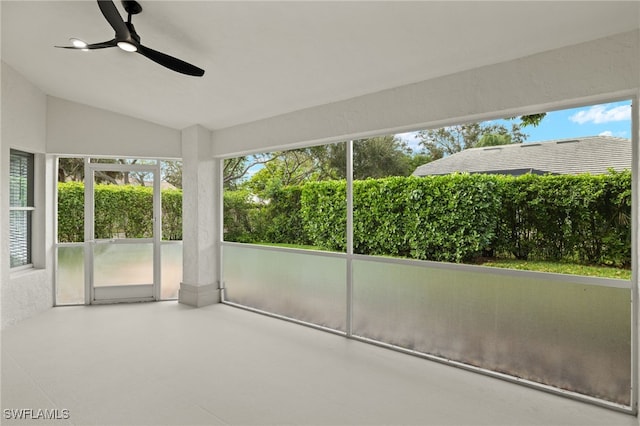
[{"left": 122, "top": 0, "right": 142, "bottom": 15}]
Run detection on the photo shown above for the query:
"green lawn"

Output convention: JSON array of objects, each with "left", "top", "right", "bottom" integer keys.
[
  {"left": 254, "top": 242, "right": 326, "bottom": 251},
  {"left": 480, "top": 259, "right": 631, "bottom": 280},
  {"left": 246, "top": 242, "right": 631, "bottom": 280}
]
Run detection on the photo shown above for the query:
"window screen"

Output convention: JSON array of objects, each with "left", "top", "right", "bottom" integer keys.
[{"left": 10, "top": 150, "right": 34, "bottom": 267}]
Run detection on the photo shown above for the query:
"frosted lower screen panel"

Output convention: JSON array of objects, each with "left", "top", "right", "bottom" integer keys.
[
  {"left": 161, "top": 242, "right": 182, "bottom": 300},
  {"left": 94, "top": 243, "right": 153, "bottom": 286},
  {"left": 223, "top": 245, "right": 347, "bottom": 331},
  {"left": 56, "top": 245, "right": 84, "bottom": 305},
  {"left": 352, "top": 259, "right": 631, "bottom": 406}
]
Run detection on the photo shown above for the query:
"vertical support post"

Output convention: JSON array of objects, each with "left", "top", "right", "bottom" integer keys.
[
  {"left": 47, "top": 155, "right": 58, "bottom": 305},
  {"left": 52, "top": 155, "right": 59, "bottom": 306},
  {"left": 83, "top": 157, "right": 93, "bottom": 305},
  {"left": 217, "top": 157, "right": 225, "bottom": 301},
  {"left": 346, "top": 140, "right": 354, "bottom": 336},
  {"left": 178, "top": 125, "right": 220, "bottom": 307},
  {"left": 152, "top": 162, "right": 161, "bottom": 301},
  {"left": 632, "top": 94, "right": 639, "bottom": 415}
]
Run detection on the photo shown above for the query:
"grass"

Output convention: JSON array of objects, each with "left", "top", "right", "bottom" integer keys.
[
  {"left": 480, "top": 258, "right": 631, "bottom": 280},
  {"left": 253, "top": 242, "right": 326, "bottom": 251},
  {"left": 240, "top": 241, "right": 632, "bottom": 280}
]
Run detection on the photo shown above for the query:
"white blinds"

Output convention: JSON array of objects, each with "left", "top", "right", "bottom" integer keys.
[{"left": 9, "top": 150, "right": 34, "bottom": 267}]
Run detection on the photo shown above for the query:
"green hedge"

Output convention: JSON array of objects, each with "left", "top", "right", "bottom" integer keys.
[
  {"left": 162, "top": 189, "right": 183, "bottom": 241},
  {"left": 264, "top": 186, "right": 309, "bottom": 245},
  {"left": 228, "top": 172, "right": 630, "bottom": 267},
  {"left": 401, "top": 174, "right": 501, "bottom": 263},
  {"left": 58, "top": 171, "right": 632, "bottom": 267},
  {"left": 223, "top": 189, "right": 262, "bottom": 243},
  {"left": 299, "top": 174, "right": 502, "bottom": 262},
  {"left": 57, "top": 182, "right": 85, "bottom": 242},
  {"left": 298, "top": 175, "right": 501, "bottom": 262},
  {"left": 495, "top": 171, "right": 631, "bottom": 266},
  {"left": 58, "top": 182, "right": 183, "bottom": 242},
  {"left": 301, "top": 181, "right": 347, "bottom": 251}
]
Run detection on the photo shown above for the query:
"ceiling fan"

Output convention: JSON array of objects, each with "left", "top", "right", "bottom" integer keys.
[{"left": 56, "top": 0, "right": 205, "bottom": 77}]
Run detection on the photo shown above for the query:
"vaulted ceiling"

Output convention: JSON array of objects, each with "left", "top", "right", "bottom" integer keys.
[{"left": 2, "top": 1, "right": 639, "bottom": 130}]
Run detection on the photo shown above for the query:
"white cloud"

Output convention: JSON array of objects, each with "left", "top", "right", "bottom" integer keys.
[
  {"left": 598, "top": 130, "right": 629, "bottom": 138},
  {"left": 569, "top": 104, "right": 631, "bottom": 124}
]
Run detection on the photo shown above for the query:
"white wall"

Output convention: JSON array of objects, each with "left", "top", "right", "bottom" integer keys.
[
  {"left": 1, "top": 62, "right": 52, "bottom": 329},
  {"left": 47, "top": 96, "right": 181, "bottom": 158},
  {"left": 2, "top": 66, "right": 181, "bottom": 328},
  {"left": 212, "top": 29, "right": 640, "bottom": 157},
  {"left": 178, "top": 125, "right": 221, "bottom": 307}
]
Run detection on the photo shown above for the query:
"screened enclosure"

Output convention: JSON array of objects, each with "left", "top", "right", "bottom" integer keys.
[{"left": 220, "top": 100, "right": 637, "bottom": 411}]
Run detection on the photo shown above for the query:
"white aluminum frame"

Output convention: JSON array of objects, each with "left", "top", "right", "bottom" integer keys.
[
  {"left": 84, "top": 159, "right": 162, "bottom": 304},
  {"left": 346, "top": 140, "right": 354, "bottom": 336},
  {"left": 630, "top": 93, "right": 639, "bottom": 414}
]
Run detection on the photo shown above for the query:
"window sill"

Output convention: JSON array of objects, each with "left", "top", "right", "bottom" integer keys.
[{"left": 10, "top": 265, "right": 44, "bottom": 277}]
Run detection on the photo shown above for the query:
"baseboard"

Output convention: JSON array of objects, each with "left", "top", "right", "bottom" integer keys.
[{"left": 178, "top": 282, "right": 220, "bottom": 307}]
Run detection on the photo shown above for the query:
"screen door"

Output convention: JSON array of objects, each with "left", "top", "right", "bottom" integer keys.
[{"left": 85, "top": 160, "right": 161, "bottom": 303}]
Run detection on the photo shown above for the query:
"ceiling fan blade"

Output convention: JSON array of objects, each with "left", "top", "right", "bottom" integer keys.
[
  {"left": 137, "top": 44, "right": 205, "bottom": 77},
  {"left": 97, "top": 0, "right": 129, "bottom": 40},
  {"left": 55, "top": 39, "right": 118, "bottom": 50}
]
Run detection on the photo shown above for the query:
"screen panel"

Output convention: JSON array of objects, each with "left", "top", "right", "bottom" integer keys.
[
  {"left": 223, "top": 244, "right": 347, "bottom": 331},
  {"left": 352, "top": 259, "right": 631, "bottom": 405}
]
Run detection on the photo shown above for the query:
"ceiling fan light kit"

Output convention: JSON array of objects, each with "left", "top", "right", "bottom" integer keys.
[
  {"left": 56, "top": 0, "right": 205, "bottom": 77},
  {"left": 70, "top": 38, "right": 88, "bottom": 49},
  {"left": 117, "top": 41, "right": 137, "bottom": 52}
]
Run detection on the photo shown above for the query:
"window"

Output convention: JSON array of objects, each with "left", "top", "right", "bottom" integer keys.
[{"left": 10, "top": 150, "right": 34, "bottom": 268}]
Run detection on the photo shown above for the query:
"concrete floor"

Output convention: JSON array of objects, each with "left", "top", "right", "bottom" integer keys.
[{"left": 1, "top": 302, "right": 638, "bottom": 426}]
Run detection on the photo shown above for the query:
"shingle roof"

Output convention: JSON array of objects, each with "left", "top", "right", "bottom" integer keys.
[{"left": 412, "top": 136, "right": 631, "bottom": 177}]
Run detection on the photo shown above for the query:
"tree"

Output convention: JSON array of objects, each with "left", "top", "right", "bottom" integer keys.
[
  {"left": 58, "top": 158, "right": 84, "bottom": 182},
  {"left": 244, "top": 147, "right": 338, "bottom": 197},
  {"left": 516, "top": 113, "right": 546, "bottom": 127},
  {"left": 223, "top": 154, "right": 278, "bottom": 189},
  {"left": 418, "top": 121, "right": 527, "bottom": 158},
  {"left": 162, "top": 160, "right": 183, "bottom": 189},
  {"left": 407, "top": 152, "right": 435, "bottom": 173},
  {"left": 328, "top": 136, "right": 416, "bottom": 179},
  {"left": 476, "top": 133, "right": 513, "bottom": 147},
  {"left": 58, "top": 158, "right": 123, "bottom": 184}
]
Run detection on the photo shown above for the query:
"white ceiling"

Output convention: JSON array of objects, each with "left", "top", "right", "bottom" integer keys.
[{"left": 2, "top": 1, "right": 639, "bottom": 131}]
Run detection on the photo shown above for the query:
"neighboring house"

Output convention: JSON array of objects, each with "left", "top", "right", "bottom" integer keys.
[{"left": 412, "top": 136, "right": 631, "bottom": 177}]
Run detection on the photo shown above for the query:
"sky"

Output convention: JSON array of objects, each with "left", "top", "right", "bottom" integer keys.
[
  {"left": 397, "top": 99, "right": 633, "bottom": 151},
  {"left": 240, "top": 100, "right": 633, "bottom": 181}
]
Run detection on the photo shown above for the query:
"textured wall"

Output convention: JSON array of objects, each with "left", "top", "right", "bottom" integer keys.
[
  {"left": 212, "top": 30, "right": 640, "bottom": 157},
  {"left": 1, "top": 62, "right": 52, "bottom": 329},
  {"left": 47, "top": 96, "right": 181, "bottom": 159},
  {"left": 180, "top": 125, "right": 217, "bottom": 286},
  {"left": 2, "top": 270, "right": 51, "bottom": 328}
]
